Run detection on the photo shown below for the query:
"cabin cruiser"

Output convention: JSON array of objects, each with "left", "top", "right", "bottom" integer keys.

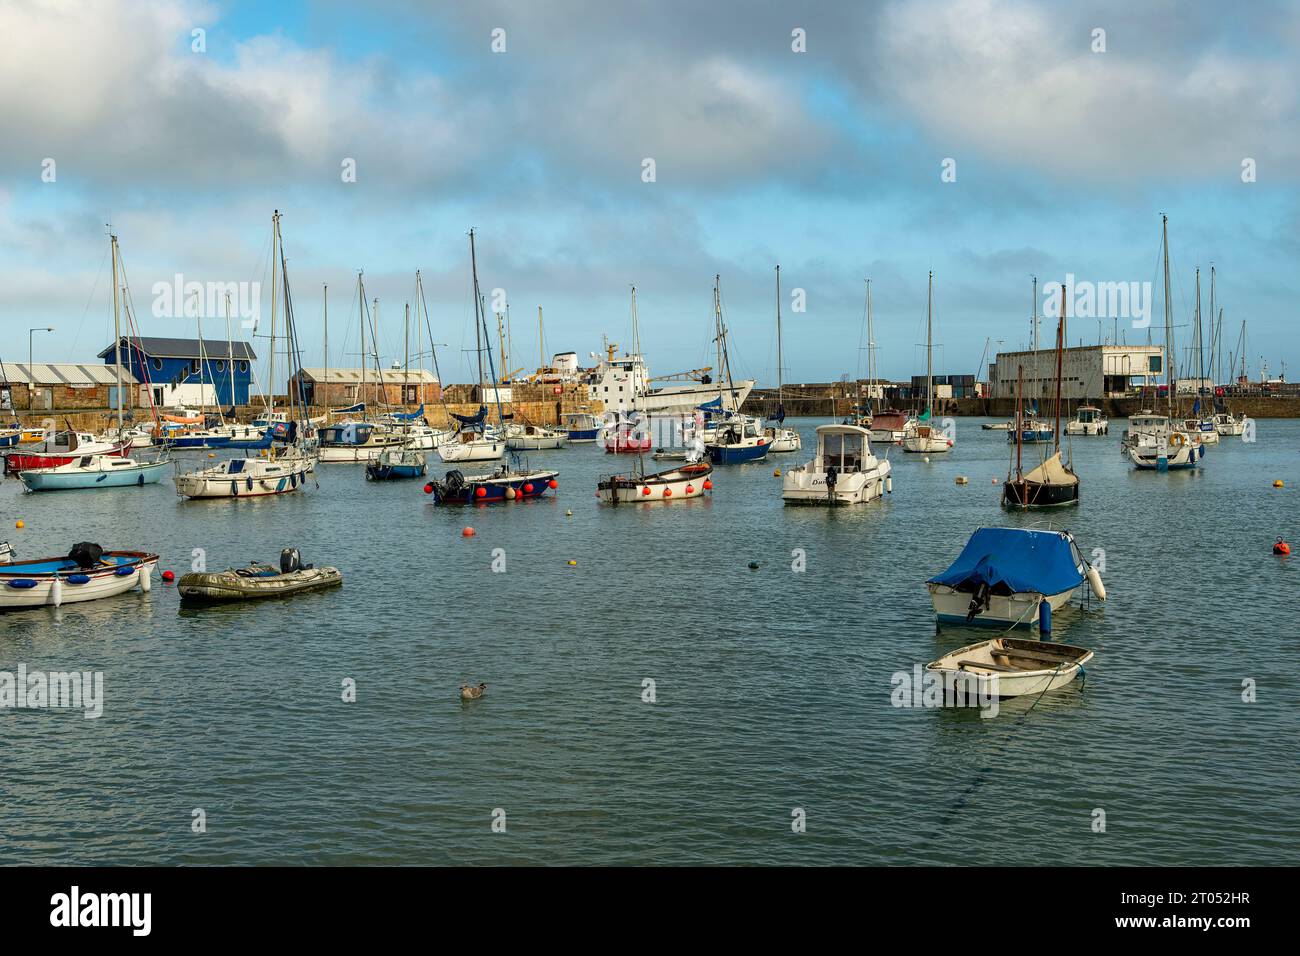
[
  {"left": 317, "top": 422, "right": 406, "bottom": 463},
  {"left": 782, "top": 424, "right": 892, "bottom": 505},
  {"left": 901, "top": 417, "right": 952, "bottom": 454},
  {"left": 1213, "top": 411, "right": 1246, "bottom": 436},
  {"left": 706, "top": 415, "right": 771, "bottom": 464},
  {"left": 1122, "top": 413, "right": 1200, "bottom": 471},
  {"left": 1064, "top": 405, "right": 1108, "bottom": 436}
]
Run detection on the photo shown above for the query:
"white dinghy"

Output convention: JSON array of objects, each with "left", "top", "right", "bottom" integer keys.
[{"left": 927, "top": 637, "right": 1093, "bottom": 699}]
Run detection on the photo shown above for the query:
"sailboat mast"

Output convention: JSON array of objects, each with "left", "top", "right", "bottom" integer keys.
[
  {"left": 537, "top": 305, "right": 544, "bottom": 371},
  {"left": 269, "top": 211, "right": 279, "bottom": 413},
  {"left": 775, "top": 264, "right": 783, "bottom": 406},
  {"left": 1161, "top": 214, "right": 1175, "bottom": 418},
  {"left": 714, "top": 276, "right": 724, "bottom": 406},
  {"left": 866, "top": 278, "right": 875, "bottom": 415},
  {"left": 404, "top": 302, "right": 410, "bottom": 402},
  {"left": 358, "top": 273, "right": 367, "bottom": 412},
  {"left": 322, "top": 284, "right": 328, "bottom": 411},
  {"left": 1054, "top": 284, "right": 1065, "bottom": 453},
  {"left": 926, "top": 271, "right": 934, "bottom": 417},
  {"left": 223, "top": 293, "right": 235, "bottom": 417},
  {"left": 1016, "top": 364, "right": 1023, "bottom": 478},
  {"left": 111, "top": 233, "right": 123, "bottom": 432},
  {"left": 469, "top": 229, "right": 483, "bottom": 393},
  {"left": 1031, "top": 275, "right": 1038, "bottom": 404}
]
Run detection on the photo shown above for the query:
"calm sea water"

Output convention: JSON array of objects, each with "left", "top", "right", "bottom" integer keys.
[{"left": 2, "top": 418, "right": 1297, "bottom": 866}]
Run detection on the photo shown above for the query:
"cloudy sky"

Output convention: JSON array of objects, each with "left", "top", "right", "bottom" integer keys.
[{"left": 2, "top": 0, "right": 1298, "bottom": 388}]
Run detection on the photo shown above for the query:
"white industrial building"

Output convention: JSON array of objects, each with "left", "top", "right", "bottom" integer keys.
[{"left": 987, "top": 345, "right": 1164, "bottom": 401}]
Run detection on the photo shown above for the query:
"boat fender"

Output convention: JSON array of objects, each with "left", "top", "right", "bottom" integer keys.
[
  {"left": 140, "top": 564, "right": 151, "bottom": 592},
  {"left": 7, "top": 579, "right": 37, "bottom": 588},
  {"left": 230, "top": 481, "right": 238, "bottom": 496},
  {"left": 1038, "top": 599, "right": 1052, "bottom": 633},
  {"left": 114, "top": 566, "right": 135, "bottom": 577},
  {"left": 246, "top": 477, "right": 254, "bottom": 491},
  {"left": 67, "top": 574, "right": 90, "bottom": 585},
  {"left": 1086, "top": 565, "right": 1106, "bottom": 601},
  {"left": 548, "top": 479, "right": 557, "bottom": 489},
  {"left": 885, "top": 476, "right": 892, "bottom": 494},
  {"left": 137, "top": 473, "right": 144, "bottom": 487},
  {"left": 49, "top": 577, "right": 62, "bottom": 606}
]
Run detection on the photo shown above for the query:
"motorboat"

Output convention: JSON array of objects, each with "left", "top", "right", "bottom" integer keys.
[
  {"left": 597, "top": 461, "right": 712, "bottom": 503},
  {"left": 706, "top": 415, "right": 770, "bottom": 464},
  {"left": 867, "top": 410, "right": 907, "bottom": 444},
  {"left": 1005, "top": 414, "right": 1054, "bottom": 444},
  {"left": 0, "top": 543, "right": 157, "bottom": 610},
  {"left": 317, "top": 421, "right": 406, "bottom": 463},
  {"left": 505, "top": 422, "right": 568, "bottom": 450},
  {"left": 1064, "top": 405, "right": 1108, "bottom": 436},
  {"left": 178, "top": 549, "right": 341, "bottom": 604},
  {"left": 18, "top": 454, "right": 170, "bottom": 492},
  {"left": 424, "top": 465, "right": 558, "bottom": 504},
  {"left": 782, "top": 423, "right": 891, "bottom": 505},
  {"left": 366, "top": 448, "right": 427, "bottom": 480},
  {"left": 4, "top": 431, "right": 130, "bottom": 474},
  {"left": 927, "top": 637, "right": 1094, "bottom": 698},
  {"left": 1213, "top": 411, "right": 1246, "bottom": 436},
  {"left": 926, "top": 527, "right": 1105, "bottom": 631},
  {"left": 560, "top": 413, "right": 601, "bottom": 443}
]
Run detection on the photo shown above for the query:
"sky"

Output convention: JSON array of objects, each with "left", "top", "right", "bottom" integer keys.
[{"left": 2, "top": 0, "right": 1298, "bottom": 389}]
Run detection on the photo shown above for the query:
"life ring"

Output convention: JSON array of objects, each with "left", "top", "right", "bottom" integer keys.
[{"left": 1170, "top": 432, "right": 1186, "bottom": 447}]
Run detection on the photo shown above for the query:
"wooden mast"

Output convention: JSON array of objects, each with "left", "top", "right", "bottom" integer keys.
[
  {"left": 1054, "top": 283, "right": 1065, "bottom": 454},
  {"left": 111, "top": 233, "right": 123, "bottom": 433},
  {"left": 1161, "top": 214, "right": 1174, "bottom": 419}
]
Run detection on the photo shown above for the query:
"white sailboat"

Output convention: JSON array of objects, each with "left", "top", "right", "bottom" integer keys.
[
  {"left": 763, "top": 265, "right": 801, "bottom": 453},
  {"left": 901, "top": 272, "right": 953, "bottom": 454}
]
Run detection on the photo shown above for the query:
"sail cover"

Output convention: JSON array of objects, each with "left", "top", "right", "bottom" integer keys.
[
  {"left": 388, "top": 404, "right": 425, "bottom": 421},
  {"left": 331, "top": 402, "right": 365, "bottom": 415},
  {"left": 928, "top": 527, "right": 1083, "bottom": 595},
  {"left": 1020, "top": 452, "right": 1079, "bottom": 486},
  {"left": 450, "top": 405, "right": 488, "bottom": 428}
]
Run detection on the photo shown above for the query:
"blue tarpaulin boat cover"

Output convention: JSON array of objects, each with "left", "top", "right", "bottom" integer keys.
[
  {"left": 388, "top": 404, "right": 425, "bottom": 421},
  {"left": 451, "top": 405, "right": 488, "bottom": 428},
  {"left": 332, "top": 402, "right": 365, "bottom": 415},
  {"left": 927, "top": 527, "right": 1083, "bottom": 596}
]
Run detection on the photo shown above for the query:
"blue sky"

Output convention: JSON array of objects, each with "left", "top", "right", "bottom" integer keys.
[{"left": 2, "top": 0, "right": 1298, "bottom": 389}]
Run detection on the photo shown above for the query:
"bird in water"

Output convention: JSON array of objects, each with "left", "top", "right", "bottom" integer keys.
[{"left": 460, "top": 682, "right": 487, "bottom": 700}]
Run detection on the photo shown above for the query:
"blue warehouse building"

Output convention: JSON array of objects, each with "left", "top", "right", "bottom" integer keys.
[{"left": 99, "top": 336, "right": 258, "bottom": 407}]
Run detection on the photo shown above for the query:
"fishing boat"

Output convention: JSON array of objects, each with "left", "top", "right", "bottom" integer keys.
[
  {"left": 1005, "top": 413, "right": 1054, "bottom": 444},
  {"left": 16, "top": 426, "right": 48, "bottom": 444},
  {"left": 782, "top": 423, "right": 892, "bottom": 505},
  {"left": 762, "top": 265, "right": 802, "bottom": 453},
  {"left": 0, "top": 543, "right": 157, "bottom": 610},
  {"left": 926, "top": 527, "right": 1105, "bottom": 631},
  {"left": 178, "top": 549, "right": 341, "bottom": 604},
  {"left": 505, "top": 421, "right": 567, "bottom": 450},
  {"left": 560, "top": 412, "right": 601, "bottom": 443},
  {"left": 0, "top": 427, "right": 20, "bottom": 448},
  {"left": 4, "top": 432, "right": 130, "bottom": 474},
  {"left": 366, "top": 448, "right": 427, "bottom": 480},
  {"left": 597, "top": 460, "right": 712, "bottom": 503},
  {"left": 927, "top": 637, "right": 1094, "bottom": 699},
  {"left": 18, "top": 455, "right": 170, "bottom": 492},
  {"left": 175, "top": 452, "right": 315, "bottom": 499},
  {"left": 424, "top": 464, "right": 558, "bottom": 504},
  {"left": 1064, "top": 405, "right": 1108, "bottom": 436},
  {"left": 602, "top": 422, "right": 653, "bottom": 454},
  {"left": 317, "top": 421, "right": 405, "bottom": 463},
  {"left": 901, "top": 272, "right": 953, "bottom": 454}
]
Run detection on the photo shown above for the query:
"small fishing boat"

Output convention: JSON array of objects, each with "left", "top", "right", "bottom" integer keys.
[
  {"left": 5, "top": 432, "right": 130, "bottom": 474},
  {"left": 1005, "top": 414, "right": 1054, "bottom": 444},
  {"left": 707, "top": 415, "right": 770, "bottom": 464},
  {"left": 782, "top": 423, "right": 892, "bottom": 505},
  {"left": 505, "top": 422, "right": 567, "bottom": 450},
  {"left": 597, "top": 461, "right": 712, "bottom": 503},
  {"left": 175, "top": 452, "right": 314, "bottom": 499},
  {"left": 0, "top": 543, "right": 157, "bottom": 610},
  {"left": 1064, "top": 405, "right": 1108, "bottom": 436},
  {"left": 926, "top": 527, "right": 1104, "bottom": 631},
  {"left": 366, "top": 448, "right": 427, "bottom": 480},
  {"left": 602, "top": 422, "right": 653, "bottom": 454},
  {"left": 927, "top": 637, "right": 1094, "bottom": 698},
  {"left": 425, "top": 465, "right": 559, "bottom": 504},
  {"left": 178, "top": 549, "right": 341, "bottom": 604},
  {"left": 0, "top": 427, "right": 20, "bottom": 448},
  {"left": 560, "top": 412, "right": 601, "bottom": 443},
  {"left": 18, "top": 454, "right": 170, "bottom": 492}
]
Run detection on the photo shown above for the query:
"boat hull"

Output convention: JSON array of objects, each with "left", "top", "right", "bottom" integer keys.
[
  {"left": 19, "top": 461, "right": 169, "bottom": 491},
  {"left": 175, "top": 459, "right": 314, "bottom": 499},
  {"left": 437, "top": 440, "right": 505, "bottom": 462},
  {"left": 707, "top": 440, "right": 770, "bottom": 464},
  {"left": 430, "top": 469, "right": 559, "bottom": 504},
  {"left": 366, "top": 462, "right": 427, "bottom": 480},
  {"left": 597, "top": 463, "right": 711, "bottom": 503},
  {"left": 5, "top": 443, "right": 130, "bottom": 474},
  {"left": 506, "top": 435, "right": 567, "bottom": 450},
  {"left": 928, "top": 583, "right": 1077, "bottom": 629},
  {"left": 927, "top": 637, "right": 1094, "bottom": 698},
  {"left": 783, "top": 460, "right": 891, "bottom": 505},
  {"left": 1001, "top": 478, "right": 1080, "bottom": 508},
  {"left": 178, "top": 566, "right": 342, "bottom": 603},
  {"left": 0, "top": 551, "right": 158, "bottom": 610}
]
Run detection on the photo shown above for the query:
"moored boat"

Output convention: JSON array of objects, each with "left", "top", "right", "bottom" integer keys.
[
  {"left": 560, "top": 412, "right": 601, "bottom": 443},
  {"left": 178, "top": 549, "right": 341, "bottom": 604},
  {"left": 0, "top": 543, "right": 157, "bottom": 610},
  {"left": 782, "top": 423, "right": 892, "bottom": 505},
  {"left": 18, "top": 455, "right": 170, "bottom": 492},
  {"left": 597, "top": 461, "right": 712, "bottom": 503},
  {"left": 5, "top": 432, "right": 130, "bottom": 474},
  {"left": 175, "top": 452, "right": 315, "bottom": 499},
  {"left": 1064, "top": 405, "right": 1109, "bottom": 436},
  {"left": 317, "top": 421, "right": 406, "bottom": 463},
  {"left": 505, "top": 422, "right": 567, "bottom": 450},
  {"left": 926, "top": 527, "right": 1104, "bottom": 631},
  {"left": 366, "top": 448, "right": 427, "bottom": 480},
  {"left": 424, "top": 465, "right": 559, "bottom": 504},
  {"left": 927, "top": 637, "right": 1094, "bottom": 698}
]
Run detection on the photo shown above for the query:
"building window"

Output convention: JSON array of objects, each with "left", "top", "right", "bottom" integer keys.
[
  {"left": 191, "top": 360, "right": 201, "bottom": 373},
  {"left": 152, "top": 357, "right": 163, "bottom": 371},
  {"left": 216, "top": 360, "right": 226, "bottom": 372},
  {"left": 238, "top": 361, "right": 248, "bottom": 373}
]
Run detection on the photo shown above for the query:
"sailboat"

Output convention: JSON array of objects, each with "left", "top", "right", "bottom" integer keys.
[
  {"left": 175, "top": 211, "right": 318, "bottom": 499},
  {"left": 901, "top": 272, "right": 953, "bottom": 454},
  {"left": 705, "top": 276, "right": 770, "bottom": 464},
  {"left": 1002, "top": 285, "right": 1079, "bottom": 508},
  {"left": 18, "top": 232, "right": 169, "bottom": 491},
  {"left": 1124, "top": 216, "right": 1201, "bottom": 471},
  {"left": 1182, "top": 268, "right": 1219, "bottom": 445},
  {"left": 1215, "top": 319, "right": 1248, "bottom": 435},
  {"left": 762, "top": 265, "right": 801, "bottom": 453}
]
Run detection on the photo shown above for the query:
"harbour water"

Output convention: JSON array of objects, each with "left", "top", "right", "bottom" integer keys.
[{"left": 2, "top": 419, "right": 1297, "bottom": 865}]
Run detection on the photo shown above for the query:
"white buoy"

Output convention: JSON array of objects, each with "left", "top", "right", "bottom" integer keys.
[
  {"left": 1086, "top": 565, "right": 1105, "bottom": 601},
  {"left": 140, "top": 564, "right": 152, "bottom": 592},
  {"left": 49, "top": 577, "right": 63, "bottom": 607}
]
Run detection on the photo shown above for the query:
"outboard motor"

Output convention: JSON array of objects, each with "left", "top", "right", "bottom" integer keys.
[
  {"left": 68, "top": 542, "right": 105, "bottom": 569},
  {"left": 445, "top": 470, "right": 466, "bottom": 495},
  {"left": 280, "top": 548, "right": 302, "bottom": 574}
]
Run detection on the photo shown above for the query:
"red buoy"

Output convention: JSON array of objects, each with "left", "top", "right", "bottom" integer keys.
[
  {"left": 423, "top": 483, "right": 434, "bottom": 494},
  {"left": 685, "top": 485, "right": 694, "bottom": 494},
  {"left": 703, "top": 479, "right": 713, "bottom": 490},
  {"left": 462, "top": 527, "right": 475, "bottom": 537},
  {"left": 548, "top": 479, "right": 558, "bottom": 489},
  {"left": 1274, "top": 538, "right": 1290, "bottom": 555},
  {"left": 161, "top": 570, "right": 175, "bottom": 583},
  {"left": 642, "top": 486, "right": 651, "bottom": 496},
  {"left": 523, "top": 483, "right": 534, "bottom": 494},
  {"left": 663, "top": 487, "right": 673, "bottom": 497},
  {"left": 475, "top": 487, "right": 487, "bottom": 498}
]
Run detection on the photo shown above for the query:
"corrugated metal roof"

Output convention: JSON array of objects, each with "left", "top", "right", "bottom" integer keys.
[
  {"left": 1, "top": 363, "right": 140, "bottom": 386},
  {"left": 298, "top": 367, "right": 439, "bottom": 384},
  {"left": 96, "top": 337, "right": 257, "bottom": 361}
]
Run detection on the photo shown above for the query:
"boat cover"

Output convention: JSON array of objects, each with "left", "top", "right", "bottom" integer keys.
[
  {"left": 331, "top": 402, "right": 365, "bottom": 414},
  {"left": 1020, "top": 451, "right": 1079, "bottom": 486},
  {"left": 388, "top": 404, "right": 425, "bottom": 421},
  {"left": 928, "top": 527, "right": 1083, "bottom": 595},
  {"left": 451, "top": 405, "right": 488, "bottom": 428}
]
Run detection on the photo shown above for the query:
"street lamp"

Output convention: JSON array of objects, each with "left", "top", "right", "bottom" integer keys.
[{"left": 28, "top": 327, "right": 54, "bottom": 410}]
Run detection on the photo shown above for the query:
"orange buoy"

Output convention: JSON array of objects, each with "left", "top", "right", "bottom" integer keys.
[
  {"left": 1274, "top": 479, "right": 1285, "bottom": 488},
  {"left": 685, "top": 485, "right": 694, "bottom": 494},
  {"left": 663, "top": 487, "right": 672, "bottom": 497},
  {"left": 423, "top": 483, "right": 434, "bottom": 494},
  {"left": 475, "top": 487, "right": 487, "bottom": 498},
  {"left": 15, "top": 520, "right": 24, "bottom": 529},
  {"left": 642, "top": 486, "right": 651, "bottom": 496},
  {"left": 548, "top": 479, "right": 558, "bottom": 489},
  {"left": 462, "top": 527, "right": 476, "bottom": 537},
  {"left": 703, "top": 479, "right": 713, "bottom": 490},
  {"left": 1274, "top": 538, "right": 1290, "bottom": 555}
]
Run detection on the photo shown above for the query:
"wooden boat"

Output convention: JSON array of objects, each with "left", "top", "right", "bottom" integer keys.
[
  {"left": 18, "top": 454, "right": 170, "bottom": 492},
  {"left": 597, "top": 461, "right": 712, "bottom": 503},
  {"left": 0, "top": 544, "right": 157, "bottom": 610},
  {"left": 366, "top": 448, "right": 427, "bottom": 480},
  {"left": 927, "top": 637, "right": 1093, "bottom": 698},
  {"left": 783, "top": 423, "right": 891, "bottom": 505},
  {"left": 178, "top": 552, "right": 341, "bottom": 604},
  {"left": 1003, "top": 321, "right": 1080, "bottom": 509},
  {"left": 175, "top": 452, "right": 314, "bottom": 499},
  {"left": 927, "top": 527, "right": 1104, "bottom": 631},
  {"left": 426, "top": 465, "right": 559, "bottom": 504}
]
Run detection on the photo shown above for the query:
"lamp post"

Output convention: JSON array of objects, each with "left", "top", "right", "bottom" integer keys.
[{"left": 28, "top": 326, "right": 54, "bottom": 410}]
